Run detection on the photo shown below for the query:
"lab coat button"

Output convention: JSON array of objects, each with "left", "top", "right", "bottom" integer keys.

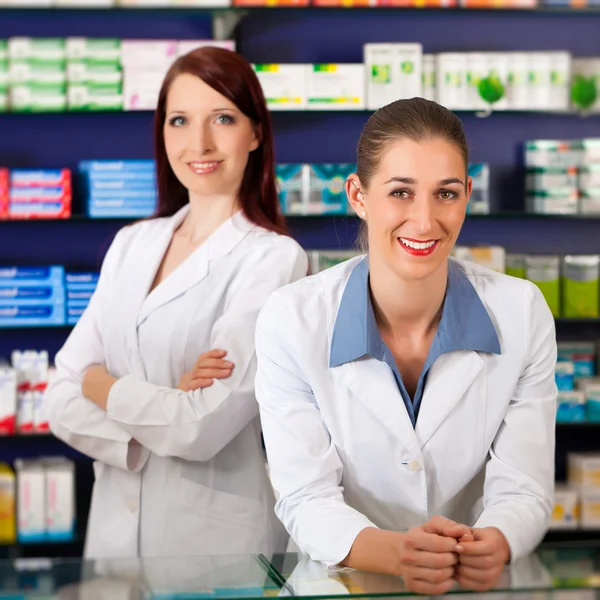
[
  {"left": 408, "top": 459, "right": 422, "bottom": 472},
  {"left": 127, "top": 498, "right": 139, "bottom": 514}
]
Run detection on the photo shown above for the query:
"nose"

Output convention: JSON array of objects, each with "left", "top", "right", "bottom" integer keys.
[
  {"left": 189, "top": 121, "right": 215, "bottom": 155},
  {"left": 410, "top": 197, "right": 434, "bottom": 235}
]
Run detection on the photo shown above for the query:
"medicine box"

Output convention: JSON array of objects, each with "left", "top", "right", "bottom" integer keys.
[
  {"left": 253, "top": 64, "right": 307, "bottom": 111},
  {"left": 550, "top": 485, "right": 579, "bottom": 529},
  {"left": 176, "top": 40, "right": 236, "bottom": 55},
  {"left": 555, "top": 361, "right": 575, "bottom": 392},
  {"left": 452, "top": 246, "right": 506, "bottom": 273},
  {"left": 557, "top": 390, "right": 585, "bottom": 423},
  {"left": 43, "top": 458, "right": 75, "bottom": 542},
  {"left": 506, "top": 254, "right": 526, "bottom": 279},
  {"left": 275, "top": 164, "right": 304, "bottom": 215},
  {"left": 525, "top": 255, "right": 561, "bottom": 317},
  {"left": 364, "top": 43, "right": 422, "bottom": 110},
  {"left": 306, "top": 64, "right": 365, "bottom": 110},
  {"left": 0, "top": 464, "right": 15, "bottom": 543},
  {"left": 0, "top": 368, "right": 16, "bottom": 435},
  {"left": 309, "top": 251, "right": 361, "bottom": 274},
  {"left": 15, "top": 460, "right": 45, "bottom": 543},
  {"left": 581, "top": 488, "right": 600, "bottom": 529},
  {"left": 568, "top": 453, "right": 600, "bottom": 489},
  {"left": 562, "top": 255, "right": 600, "bottom": 319},
  {"left": 66, "top": 38, "right": 121, "bottom": 62},
  {"left": 467, "top": 163, "right": 490, "bottom": 214}
]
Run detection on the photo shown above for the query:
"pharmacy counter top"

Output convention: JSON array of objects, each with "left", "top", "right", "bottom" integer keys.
[{"left": 3, "top": 541, "right": 600, "bottom": 599}]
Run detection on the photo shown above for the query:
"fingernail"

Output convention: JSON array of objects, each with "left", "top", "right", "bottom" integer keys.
[{"left": 455, "top": 544, "right": 463, "bottom": 552}]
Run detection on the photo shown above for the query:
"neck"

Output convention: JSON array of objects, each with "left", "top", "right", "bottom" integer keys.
[
  {"left": 369, "top": 258, "right": 449, "bottom": 338},
  {"left": 178, "top": 192, "right": 241, "bottom": 245}
]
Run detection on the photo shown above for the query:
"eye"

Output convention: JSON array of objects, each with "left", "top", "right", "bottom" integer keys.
[
  {"left": 216, "top": 113, "right": 236, "bottom": 125},
  {"left": 168, "top": 116, "right": 187, "bottom": 127},
  {"left": 439, "top": 189, "right": 458, "bottom": 201},
  {"left": 390, "top": 188, "right": 412, "bottom": 199}
]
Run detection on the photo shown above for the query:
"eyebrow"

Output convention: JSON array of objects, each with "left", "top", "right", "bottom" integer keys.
[
  {"left": 166, "top": 107, "right": 238, "bottom": 116},
  {"left": 383, "top": 176, "right": 465, "bottom": 186}
]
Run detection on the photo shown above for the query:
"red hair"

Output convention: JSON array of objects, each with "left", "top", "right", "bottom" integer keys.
[{"left": 152, "top": 46, "right": 288, "bottom": 236}]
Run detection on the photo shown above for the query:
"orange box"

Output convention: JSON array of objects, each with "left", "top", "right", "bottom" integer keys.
[{"left": 234, "top": 0, "right": 308, "bottom": 5}]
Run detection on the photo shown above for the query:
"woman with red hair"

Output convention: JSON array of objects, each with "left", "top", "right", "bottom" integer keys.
[{"left": 46, "top": 47, "right": 308, "bottom": 559}]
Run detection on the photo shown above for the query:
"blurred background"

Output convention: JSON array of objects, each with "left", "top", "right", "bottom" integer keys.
[{"left": 1, "top": 0, "right": 600, "bottom": 561}]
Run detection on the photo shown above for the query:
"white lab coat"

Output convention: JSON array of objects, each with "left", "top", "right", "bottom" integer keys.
[
  {"left": 255, "top": 256, "right": 557, "bottom": 567},
  {"left": 46, "top": 205, "right": 308, "bottom": 559}
]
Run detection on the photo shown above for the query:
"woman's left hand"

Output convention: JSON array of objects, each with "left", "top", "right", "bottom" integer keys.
[
  {"left": 82, "top": 365, "right": 117, "bottom": 411},
  {"left": 453, "top": 527, "right": 511, "bottom": 592}
]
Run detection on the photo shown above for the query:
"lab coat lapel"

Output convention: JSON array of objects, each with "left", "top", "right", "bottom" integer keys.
[
  {"left": 415, "top": 351, "right": 484, "bottom": 448},
  {"left": 137, "top": 209, "right": 256, "bottom": 327},
  {"left": 334, "top": 358, "right": 420, "bottom": 457}
]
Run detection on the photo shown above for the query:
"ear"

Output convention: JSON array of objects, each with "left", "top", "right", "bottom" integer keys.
[
  {"left": 465, "top": 175, "right": 473, "bottom": 207},
  {"left": 250, "top": 124, "right": 262, "bottom": 152},
  {"left": 346, "top": 173, "right": 367, "bottom": 218}
]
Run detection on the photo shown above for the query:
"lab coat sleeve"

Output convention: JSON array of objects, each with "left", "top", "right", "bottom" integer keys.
[
  {"left": 105, "top": 239, "right": 308, "bottom": 462},
  {"left": 46, "top": 230, "right": 148, "bottom": 472},
  {"left": 255, "top": 295, "right": 378, "bottom": 567},
  {"left": 474, "top": 281, "right": 557, "bottom": 561}
]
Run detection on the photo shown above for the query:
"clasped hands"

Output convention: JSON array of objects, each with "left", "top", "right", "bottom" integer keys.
[{"left": 399, "top": 516, "right": 510, "bottom": 595}]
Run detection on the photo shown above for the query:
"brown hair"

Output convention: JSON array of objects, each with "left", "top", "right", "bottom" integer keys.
[
  {"left": 151, "top": 46, "right": 287, "bottom": 236},
  {"left": 355, "top": 97, "right": 468, "bottom": 249}
]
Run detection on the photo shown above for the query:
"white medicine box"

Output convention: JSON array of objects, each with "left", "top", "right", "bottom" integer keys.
[
  {"left": 364, "top": 43, "right": 422, "bottom": 111},
  {"left": 253, "top": 64, "right": 307, "bottom": 111},
  {"left": 550, "top": 485, "right": 579, "bottom": 530},
  {"left": 306, "top": 64, "right": 365, "bottom": 111},
  {"left": 568, "top": 453, "right": 600, "bottom": 489}
]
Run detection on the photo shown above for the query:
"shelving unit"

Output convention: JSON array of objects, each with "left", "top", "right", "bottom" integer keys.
[{"left": 2, "top": 1, "right": 600, "bottom": 552}]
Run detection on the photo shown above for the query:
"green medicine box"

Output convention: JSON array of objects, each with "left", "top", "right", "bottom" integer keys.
[
  {"left": 562, "top": 255, "right": 600, "bottom": 319},
  {"left": 525, "top": 255, "right": 561, "bottom": 317},
  {"left": 506, "top": 254, "right": 526, "bottom": 279}
]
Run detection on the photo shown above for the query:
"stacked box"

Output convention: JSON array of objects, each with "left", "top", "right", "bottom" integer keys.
[
  {"left": 467, "top": 163, "right": 490, "bottom": 214},
  {"left": 562, "top": 255, "right": 600, "bottom": 318},
  {"left": 0, "top": 168, "right": 7, "bottom": 218},
  {"left": 551, "top": 485, "right": 579, "bottom": 530},
  {"left": 567, "top": 453, "right": 600, "bottom": 529},
  {"left": 0, "top": 368, "right": 16, "bottom": 436},
  {"left": 65, "top": 271, "right": 99, "bottom": 325},
  {"left": 452, "top": 246, "right": 506, "bottom": 273},
  {"left": 8, "top": 38, "right": 67, "bottom": 113},
  {"left": 0, "top": 464, "right": 15, "bottom": 544},
  {"left": 579, "top": 139, "right": 600, "bottom": 214},
  {"left": 66, "top": 38, "right": 123, "bottom": 112},
  {"left": 505, "top": 253, "right": 526, "bottom": 279},
  {"left": 308, "top": 251, "right": 361, "bottom": 274},
  {"left": 364, "top": 44, "right": 423, "bottom": 111},
  {"left": 275, "top": 163, "right": 355, "bottom": 215},
  {"left": 80, "top": 160, "right": 157, "bottom": 218},
  {"left": 525, "top": 255, "right": 561, "bottom": 317},
  {"left": 525, "top": 140, "right": 580, "bottom": 214},
  {"left": 15, "top": 458, "right": 75, "bottom": 543},
  {"left": 122, "top": 40, "right": 178, "bottom": 111},
  {"left": 11, "top": 351, "right": 49, "bottom": 434},
  {"left": 7, "top": 169, "right": 71, "bottom": 219},
  {"left": 0, "top": 266, "right": 66, "bottom": 327},
  {"left": 0, "top": 40, "right": 7, "bottom": 112},
  {"left": 253, "top": 65, "right": 308, "bottom": 111}
]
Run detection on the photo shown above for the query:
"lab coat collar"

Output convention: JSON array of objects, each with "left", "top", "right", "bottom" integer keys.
[
  {"left": 136, "top": 205, "right": 256, "bottom": 328},
  {"left": 329, "top": 257, "right": 501, "bottom": 369}
]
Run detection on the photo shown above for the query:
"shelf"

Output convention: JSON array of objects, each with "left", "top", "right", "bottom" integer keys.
[
  {"left": 1, "top": 212, "right": 600, "bottom": 224},
  {"left": 2, "top": 5, "right": 600, "bottom": 13},
  {"left": 544, "top": 529, "right": 600, "bottom": 543}
]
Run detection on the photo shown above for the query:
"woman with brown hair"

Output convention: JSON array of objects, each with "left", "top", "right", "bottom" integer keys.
[
  {"left": 46, "top": 47, "right": 307, "bottom": 559},
  {"left": 255, "top": 97, "right": 557, "bottom": 593}
]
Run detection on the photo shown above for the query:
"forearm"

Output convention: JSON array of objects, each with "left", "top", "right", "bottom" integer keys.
[{"left": 342, "top": 528, "right": 404, "bottom": 576}]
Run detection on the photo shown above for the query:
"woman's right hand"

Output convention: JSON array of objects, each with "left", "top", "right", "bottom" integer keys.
[
  {"left": 399, "top": 516, "right": 472, "bottom": 595},
  {"left": 177, "top": 349, "right": 234, "bottom": 392}
]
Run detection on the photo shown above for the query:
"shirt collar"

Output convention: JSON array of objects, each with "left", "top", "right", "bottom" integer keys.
[{"left": 329, "top": 257, "right": 501, "bottom": 368}]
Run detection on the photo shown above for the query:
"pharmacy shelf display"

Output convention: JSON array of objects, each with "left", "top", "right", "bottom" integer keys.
[{"left": 3, "top": 1, "right": 600, "bottom": 551}]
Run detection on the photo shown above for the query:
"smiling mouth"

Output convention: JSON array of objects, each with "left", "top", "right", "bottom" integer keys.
[
  {"left": 398, "top": 237, "right": 439, "bottom": 257},
  {"left": 187, "top": 161, "right": 223, "bottom": 175}
]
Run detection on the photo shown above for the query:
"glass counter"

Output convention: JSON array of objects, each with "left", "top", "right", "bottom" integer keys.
[{"left": 3, "top": 541, "right": 600, "bottom": 599}]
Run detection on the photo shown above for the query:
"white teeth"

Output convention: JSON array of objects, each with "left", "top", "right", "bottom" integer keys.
[
  {"left": 400, "top": 238, "right": 436, "bottom": 250},
  {"left": 189, "top": 162, "right": 219, "bottom": 168}
]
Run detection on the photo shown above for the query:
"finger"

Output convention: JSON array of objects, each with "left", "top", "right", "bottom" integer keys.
[
  {"left": 186, "top": 378, "right": 214, "bottom": 390},
  {"left": 423, "top": 517, "right": 472, "bottom": 539},
  {"left": 455, "top": 563, "right": 493, "bottom": 584},
  {"left": 401, "top": 549, "right": 458, "bottom": 569},
  {"left": 407, "top": 530, "right": 459, "bottom": 554},
  {"left": 455, "top": 539, "right": 494, "bottom": 556},
  {"left": 195, "top": 358, "right": 234, "bottom": 369},
  {"left": 405, "top": 577, "right": 455, "bottom": 596},
  {"left": 194, "top": 368, "right": 233, "bottom": 379},
  {"left": 405, "top": 565, "right": 455, "bottom": 584},
  {"left": 459, "top": 533, "right": 475, "bottom": 543},
  {"left": 457, "top": 553, "right": 496, "bottom": 569}
]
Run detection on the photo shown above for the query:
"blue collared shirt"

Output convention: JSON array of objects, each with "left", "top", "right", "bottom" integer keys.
[{"left": 329, "top": 257, "right": 501, "bottom": 427}]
